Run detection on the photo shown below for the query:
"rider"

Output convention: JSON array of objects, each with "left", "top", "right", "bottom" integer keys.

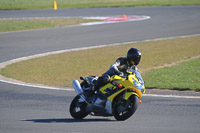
[{"left": 93, "top": 48, "right": 142, "bottom": 91}]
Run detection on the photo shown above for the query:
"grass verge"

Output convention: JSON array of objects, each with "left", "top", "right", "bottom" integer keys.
[
  {"left": 0, "top": 0, "right": 200, "bottom": 10},
  {"left": 0, "top": 18, "right": 101, "bottom": 32},
  {"left": 143, "top": 58, "right": 200, "bottom": 91},
  {"left": 0, "top": 35, "right": 200, "bottom": 91}
]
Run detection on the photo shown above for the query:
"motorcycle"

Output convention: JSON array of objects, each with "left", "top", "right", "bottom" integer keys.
[{"left": 69, "top": 69, "right": 145, "bottom": 121}]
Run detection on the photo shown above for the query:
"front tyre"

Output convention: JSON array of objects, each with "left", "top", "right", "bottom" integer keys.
[
  {"left": 69, "top": 95, "right": 89, "bottom": 119},
  {"left": 113, "top": 95, "right": 139, "bottom": 121}
]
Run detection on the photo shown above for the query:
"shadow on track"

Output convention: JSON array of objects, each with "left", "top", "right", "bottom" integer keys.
[{"left": 23, "top": 118, "right": 115, "bottom": 123}]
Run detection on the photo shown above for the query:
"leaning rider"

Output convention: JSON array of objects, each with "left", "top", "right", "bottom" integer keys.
[{"left": 93, "top": 48, "right": 142, "bottom": 91}]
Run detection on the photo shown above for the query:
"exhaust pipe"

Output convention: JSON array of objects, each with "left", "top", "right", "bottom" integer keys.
[
  {"left": 72, "top": 80, "right": 87, "bottom": 103},
  {"left": 72, "top": 80, "right": 83, "bottom": 95}
]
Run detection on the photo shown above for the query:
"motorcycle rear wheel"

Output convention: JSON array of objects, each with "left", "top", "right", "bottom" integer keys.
[
  {"left": 113, "top": 95, "right": 139, "bottom": 121},
  {"left": 69, "top": 95, "right": 89, "bottom": 119}
]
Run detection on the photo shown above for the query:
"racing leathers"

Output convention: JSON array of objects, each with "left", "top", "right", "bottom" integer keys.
[{"left": 93, "top": 57, "right": 138, "bottom": 91}]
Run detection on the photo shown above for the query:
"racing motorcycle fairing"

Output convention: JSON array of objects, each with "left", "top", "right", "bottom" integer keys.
[{"left": 99, "top": 70, "right": 145, "bottom": 102}]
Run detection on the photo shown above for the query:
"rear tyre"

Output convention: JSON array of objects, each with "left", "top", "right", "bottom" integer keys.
[
  {"left": 69, "top": 95, "right": 89, "bottom": 119},
  {"left": 113, "top": 95, "right": 139, "bottom": 121}
]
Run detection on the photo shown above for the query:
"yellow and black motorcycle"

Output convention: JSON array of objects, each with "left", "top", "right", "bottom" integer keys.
[{"left": 70, "top": 69, "right": 145, "bottom": 121}]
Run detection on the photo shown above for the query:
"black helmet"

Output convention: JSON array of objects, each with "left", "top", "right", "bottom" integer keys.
[{"left": 127, "top": 48, "right": 141, "bottom": 66}]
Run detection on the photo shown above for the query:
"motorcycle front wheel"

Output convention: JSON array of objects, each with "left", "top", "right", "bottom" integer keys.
[
  {"left": 69, "top": 95, "right": 89, "bottom": 119},
  {"left": 113, "top": 95, "right": 139, "bottom": 121}
]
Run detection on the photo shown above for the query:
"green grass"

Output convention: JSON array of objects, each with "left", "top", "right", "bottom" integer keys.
[
  {"left": 0, "top": 18, "right": 101, "bottom": 32},
  {"left": 0, "top": 0, "right": 200, "bottom": 10},
  {"left": 143, "top": 58, "right": 200, "bottom": 91},
  {"left": 0, "top": 36, "right": 200, "bottom": 91},
  {"left": 0, "top": 19, "right": 53, "bottom": 32}
]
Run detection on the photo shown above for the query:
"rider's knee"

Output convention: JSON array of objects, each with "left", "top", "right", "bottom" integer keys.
[{"left": 102, "top": 74, "right": 110, "bottom": 84}]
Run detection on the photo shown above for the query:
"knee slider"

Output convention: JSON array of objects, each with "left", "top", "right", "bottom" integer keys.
[{"left": 102, "top": 74, "right": 110, "bottom": 84}]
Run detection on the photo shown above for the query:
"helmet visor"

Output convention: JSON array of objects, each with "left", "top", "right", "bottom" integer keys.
[{"left": 128, "top": 55, "right": 140, "bottom": 66}]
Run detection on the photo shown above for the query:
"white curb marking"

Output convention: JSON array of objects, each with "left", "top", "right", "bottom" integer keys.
[
  {"left": 143, "top": 94, "right": 200, "bottom": 99},
  {"left": 81, "top": 16, "right": 150, "bottom": 25}
]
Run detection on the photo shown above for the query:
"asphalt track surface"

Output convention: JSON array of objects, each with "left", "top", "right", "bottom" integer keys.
[{"left": 0, "top": 6, "right": 200, "bottom": 133}]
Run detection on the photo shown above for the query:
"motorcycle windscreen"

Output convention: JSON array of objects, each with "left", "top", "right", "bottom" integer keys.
[{"left": 129, "top": 70, "right": 145, "bottom": 93}]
